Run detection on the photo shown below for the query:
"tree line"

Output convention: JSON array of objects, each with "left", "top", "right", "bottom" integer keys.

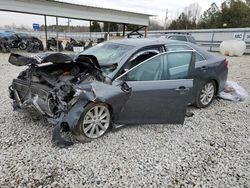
[
  {"left": 88, "top": 0, "right": 250, "bottom": 31},
  {"left": 7, "top": 0, "right": 249, "bottom": 32},
  {"left": 168, "top": 0, "right": 250, "bottom": 30}
]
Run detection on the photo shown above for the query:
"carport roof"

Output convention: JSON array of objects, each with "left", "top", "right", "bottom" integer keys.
[{"left": 0, "top": 0, "right": 152, "bottom": 26}]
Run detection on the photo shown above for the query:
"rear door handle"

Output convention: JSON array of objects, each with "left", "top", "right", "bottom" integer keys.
[
  {"left": 200, "top": 66, "right": 207, "bottom": 71},
  {"left": 175, "top": 86, "right": 190, "bottom": 92}
]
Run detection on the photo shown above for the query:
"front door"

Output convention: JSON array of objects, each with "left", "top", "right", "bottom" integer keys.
[{"left": 114, "top": 51, "right": 194, "bottom": 125}]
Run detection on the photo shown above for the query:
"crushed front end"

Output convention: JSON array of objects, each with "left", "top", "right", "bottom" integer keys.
[{"left": 8, "top": 53, "right": 105, "bottom": 147}]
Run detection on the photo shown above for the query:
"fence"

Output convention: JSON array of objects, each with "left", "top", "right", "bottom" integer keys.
[
  {"left": 147, "top": 28, "right": 250, "bottom": 53},
  {"left": 8, "top": 28, "right": 250, "bottom": 53}
]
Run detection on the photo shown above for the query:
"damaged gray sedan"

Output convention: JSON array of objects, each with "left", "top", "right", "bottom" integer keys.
[{"left": 8, "top": 38, "right": 227, "bottom": 146}]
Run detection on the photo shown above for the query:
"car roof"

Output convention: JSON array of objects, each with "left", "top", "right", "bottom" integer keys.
[
  {"left": 107, "top": 38, "right": 219, "bottom": 60},
  {"left": 109, "top": 38, "right": 185, "bottom": 47}
]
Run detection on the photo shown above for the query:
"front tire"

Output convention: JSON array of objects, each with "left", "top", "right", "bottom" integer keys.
[
  {"left": 194, "top": 80, "right": 216, "bottom": 108},
  {"left": 73, "top": 103, "right": 111, "bottom": 143}
]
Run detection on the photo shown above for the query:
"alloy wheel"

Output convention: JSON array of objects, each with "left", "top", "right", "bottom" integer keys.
[
  {"left": 82, "top": 105, "right": 110, "bottom": 139},
  {"left": 200, "top": 82, "right": 215, "bottom": 106}
]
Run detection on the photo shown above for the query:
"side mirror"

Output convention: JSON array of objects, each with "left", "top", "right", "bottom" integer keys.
[
  {"left": 121, "top": 81, "right": 131, "bottom": 94},
  {"left": 104, "top": 77, "right": 112, "bottom": 85}
]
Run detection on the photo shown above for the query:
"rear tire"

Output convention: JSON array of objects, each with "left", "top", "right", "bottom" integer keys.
[
  {"left": 73, "top": 103, "right": 111, "bottom": 143},
  {"left": 194, "top": 80, "right": 216, "bottom": 108}
]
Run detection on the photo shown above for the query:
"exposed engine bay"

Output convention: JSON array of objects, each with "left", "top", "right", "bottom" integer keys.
[{"left": 9, "top": 53, "right": 106, "bottom": 147}]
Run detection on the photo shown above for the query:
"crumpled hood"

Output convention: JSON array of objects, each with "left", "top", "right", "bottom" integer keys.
[
  {"left": 8, "top": 53, "right": 73, "bottom": 66},
  {"left": 8, "top": 53, "right": 101, "bottom": 73}
]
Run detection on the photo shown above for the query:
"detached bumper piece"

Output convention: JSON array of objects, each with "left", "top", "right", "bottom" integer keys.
[{"left": 52, "top": 124, "right": 74, "bottom": 148}]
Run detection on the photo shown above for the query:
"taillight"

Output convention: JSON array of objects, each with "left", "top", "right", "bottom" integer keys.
[{"left": 224, "top": 59, "right": 229, "bottom": 68}]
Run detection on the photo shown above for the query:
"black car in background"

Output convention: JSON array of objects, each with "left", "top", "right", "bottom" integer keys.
[
  {"left": 0, "top": 31, "right": 13, "bottom": 52},
  {"left": 47, "top": 37, "right": 63, "bottom": 52},
  {"left": 1, "top": 32, "right": 44, "bottom": 52}
]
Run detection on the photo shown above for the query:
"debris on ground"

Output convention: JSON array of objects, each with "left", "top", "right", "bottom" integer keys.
[{"left": 219, "top": 80, "right": 249, "bottom": 101}]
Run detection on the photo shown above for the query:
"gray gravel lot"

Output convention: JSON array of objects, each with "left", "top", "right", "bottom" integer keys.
[{"left": 0, "top": 53, "right": 249, "bottom": 188}]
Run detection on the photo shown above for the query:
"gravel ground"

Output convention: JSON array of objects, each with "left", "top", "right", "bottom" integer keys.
[{"left": 0, "top": 52, "right": 249, "bottom": 188}]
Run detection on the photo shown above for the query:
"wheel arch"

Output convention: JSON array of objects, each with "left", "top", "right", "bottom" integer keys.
[{"left": 209, "top": 78, "right": 219, "bottom": 95}]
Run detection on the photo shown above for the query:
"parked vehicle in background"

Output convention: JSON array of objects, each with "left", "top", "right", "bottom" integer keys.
[
  {"left": 26, "top": 40, "right": 41, "bottom": 53},
  {"left": 148, "top": 33, "right": 197, "bottom": 44},
  {"left": 47, "top": 37, "right": 63, "bottom": 52},
  {"left": 2, "top": 33, "right": 44, "bottom": 51},
  {"left": 0, "top": 36, "right": 11, "bottom": 53},
  {"left": 97, "top": 38, "right": 105, "bottom": 43},
  {"left": 8, "top": 38, "right": 228, "bottom": 144},
  {"left": 65, "top": 38, "right": 85, "bottom": 51},
  {"left": 84, "top": 40, "right": 94, "bottom": 50}
]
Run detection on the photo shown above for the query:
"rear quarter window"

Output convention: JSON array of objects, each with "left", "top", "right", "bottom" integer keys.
[{"left": 196, "top": 53, "right": 205, "bottom": 62}]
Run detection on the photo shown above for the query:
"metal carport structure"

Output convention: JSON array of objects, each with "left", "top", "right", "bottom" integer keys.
[{"left": 0, "top": 0, "right": 151, "bottom": 51}]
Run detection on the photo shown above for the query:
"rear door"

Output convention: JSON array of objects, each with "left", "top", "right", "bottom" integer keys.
[{"left": 114, "top": 51, "right": 194, "bottom": 125}]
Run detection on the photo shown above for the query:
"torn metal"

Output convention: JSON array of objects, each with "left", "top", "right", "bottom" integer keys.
[
  {"left": 8, "top": 51, "right": 192, "bottom": 147},
  {"left": 9, "top": 53, "right": 108, "bottom": 146}
]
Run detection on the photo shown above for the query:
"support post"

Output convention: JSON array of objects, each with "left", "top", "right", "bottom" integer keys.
[
  {"left": 107, "top": 23, "right": 110, "bottom": 41},
  {"left": 144, "top": 26, "right": 148, "bottom": 38},
  {"left": 68, "top": 18, "right": 70, "bottom": 34},
  {"left": 122, "top": 24, "right": 126, "bottom": 37},
  {"left": 44, "top": 15, "right": 48, "bottom": 50},
  {"left": 56, "top": 17, "right": 59, "bottom": 52},
  {"left": 89, "top": 20, "right": 92, "bottom": 39},
  {"left": 210, "top": 31, "right": 215, "bottom": 52}
]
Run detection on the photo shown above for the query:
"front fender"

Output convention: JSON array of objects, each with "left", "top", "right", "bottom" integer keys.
[{"left": 61, "top": 99, "right": 89, "bottom": 130}]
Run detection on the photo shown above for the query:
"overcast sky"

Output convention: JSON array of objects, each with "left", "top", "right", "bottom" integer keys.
[{"left": 0, "top": 0, "right": 225, "bottom": 28}]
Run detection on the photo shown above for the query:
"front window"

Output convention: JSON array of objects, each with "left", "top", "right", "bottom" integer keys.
[
  {"left": 120, "top": 51, "right": 192, "bottom": 81},
  {"left": 125, "top": 55, "right": 164, "bottom": 81},
  {"left": 82, "top": 42, "right": 134, "bottom": 75}
]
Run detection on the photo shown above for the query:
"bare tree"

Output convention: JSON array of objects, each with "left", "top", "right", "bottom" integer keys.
[
  {"left": 183, "top": 3, "right": 202, "bottom": 23},
  {"left": 148, "top": 18, "right": 164, "bottom": 30},
  {"left": 246, "top": 0, "right": 250, "bottom": 6},
  {"left": 164, "top": 9, "right": 168, "bottom": 29}
]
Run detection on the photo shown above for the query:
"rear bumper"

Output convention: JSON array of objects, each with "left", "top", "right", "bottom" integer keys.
[{"left": 217, "top": 68, "right": 228, "bottom": 94}]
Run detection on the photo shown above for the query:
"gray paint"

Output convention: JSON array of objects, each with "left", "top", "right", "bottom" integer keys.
[{"left": 9, "top": 38, "right": 228, "bottom": 133}]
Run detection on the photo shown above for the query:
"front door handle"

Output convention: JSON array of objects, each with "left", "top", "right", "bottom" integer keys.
[{"left": 175, "top": 86, "right": 190, "bottom": 92}]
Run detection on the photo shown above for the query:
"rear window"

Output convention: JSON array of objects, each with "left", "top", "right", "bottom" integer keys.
[
  {"left": 188, "top": 36, "right": 196, "bottom": 44},
  {"left": 168, "top": 35, "right": 187, "bottom": 41}
]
